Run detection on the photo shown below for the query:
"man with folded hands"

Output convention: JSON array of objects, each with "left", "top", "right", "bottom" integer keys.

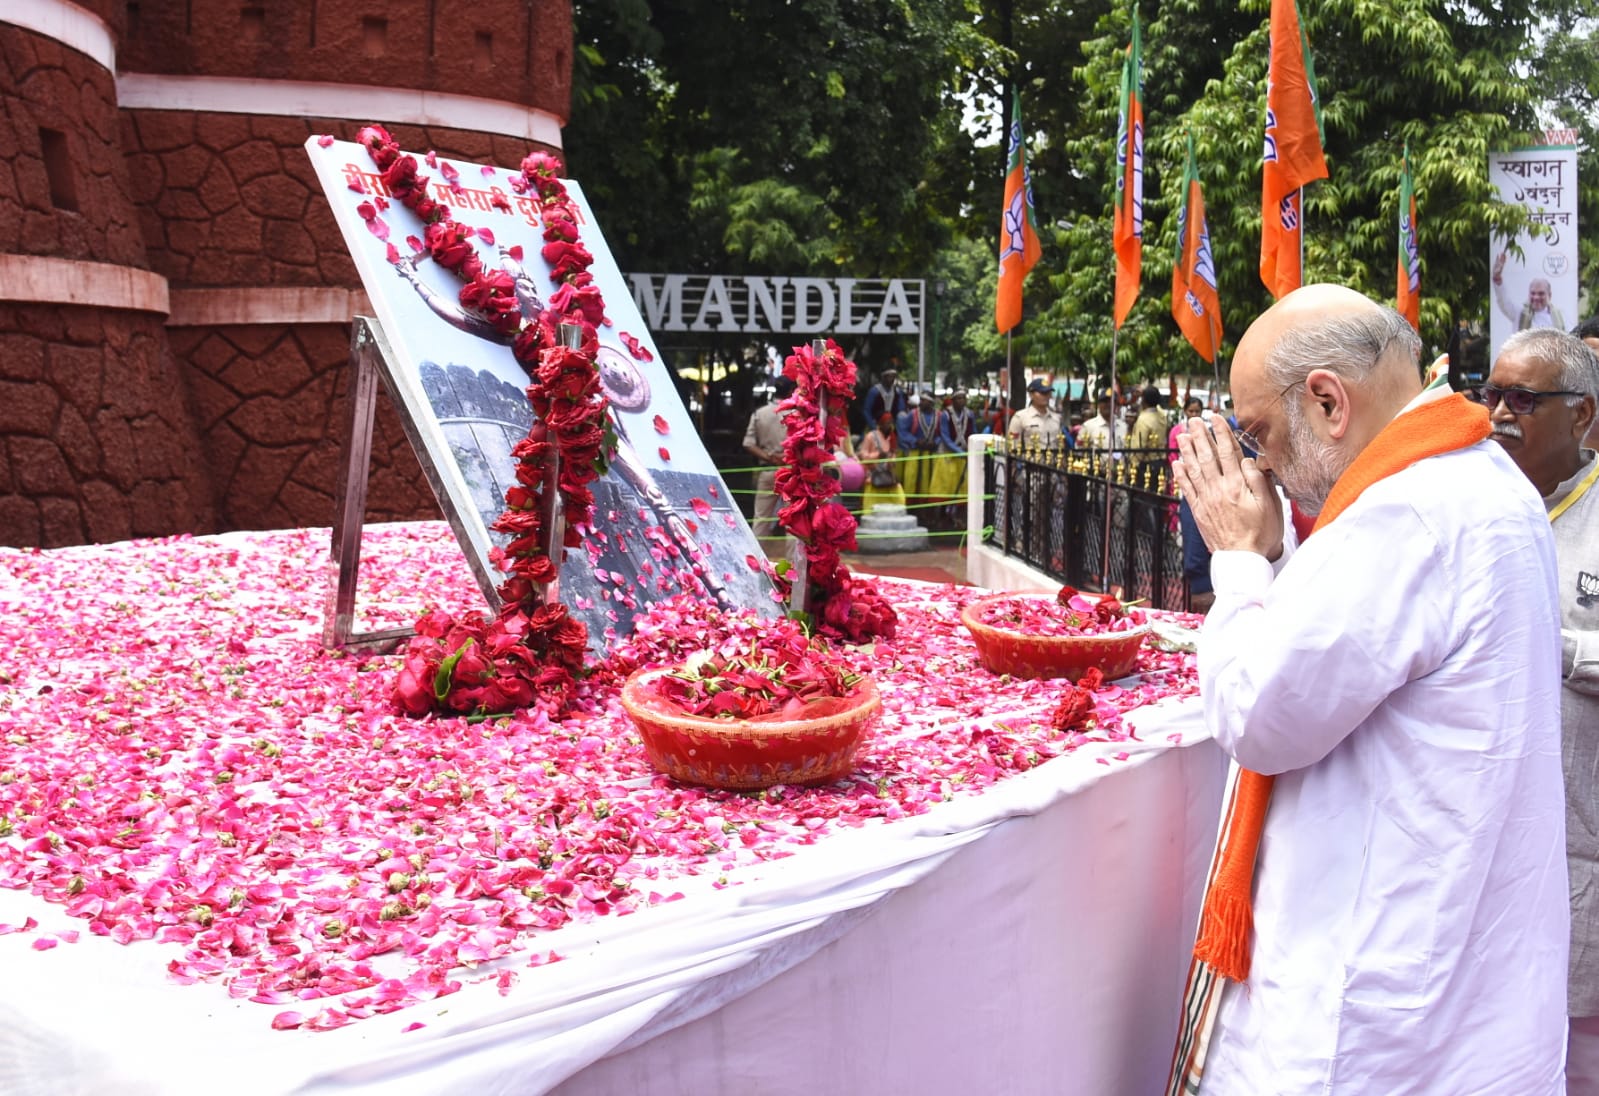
[{"left": 1167, "top": 284, "right": 1568, "bottom": 1095}]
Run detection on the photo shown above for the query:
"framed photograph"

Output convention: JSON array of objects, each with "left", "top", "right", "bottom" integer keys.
[{"left": 306, "top": 138, "right": 777, "bottom": 649}]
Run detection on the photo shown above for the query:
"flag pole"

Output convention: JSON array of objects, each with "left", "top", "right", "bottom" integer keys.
[
  {"left": 1005, "top": 331, "right": 1014, "bottom": 422},
  {"left": 1208, "top": 311, "right": 1222, "bottom": 409},
  {"left": 1100, "top": 325, "right": 1119, "bottom": 590},
  {"left": 1297, "top": 185, "right": 1305, "bottom": 287}
]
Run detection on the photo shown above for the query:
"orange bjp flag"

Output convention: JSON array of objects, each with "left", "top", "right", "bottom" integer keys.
[
  {"left": 1172, "top": 133, "right": 1222, "bottom": 363},
  {"left": 1260, "top": 0, "right": 1328, "bottom": 299},
  {"left": 996, "top": 88, "right": 1043, "bottom": 335},
  {"left": 1396, "top": 143, "right": 1420, "bottom": 331},
  {"left": 1113, "top": 9, "right": 1144, "bottom": 329}
]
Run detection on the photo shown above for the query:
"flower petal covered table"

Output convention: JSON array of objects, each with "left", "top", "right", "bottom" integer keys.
[{"left": 0, "top": 523, "right": 1226, "bottom": 1095}]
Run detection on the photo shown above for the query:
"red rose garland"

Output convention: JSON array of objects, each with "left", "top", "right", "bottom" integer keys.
[
  {"left": 356, "top": 127, "right": 608, "bottom": 717},
  {"left": 774, "top": 340, "right": 897, "bottom": 643}
]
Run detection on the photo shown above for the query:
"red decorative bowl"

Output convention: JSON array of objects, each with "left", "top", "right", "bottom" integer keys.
[
  {"left": 960, "top": 593, "right": 1149, "bottom": 681},
  {"left": 619, "top": 669, "right": 882, "bottom": 790}
]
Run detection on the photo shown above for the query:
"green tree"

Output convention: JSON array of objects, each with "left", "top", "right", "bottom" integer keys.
[
  {"left": 1530, "top": 22, "right": 1599, "bottom": 306},
  {"left": 563, "top": 0, "right": 1594, "bottom": 397}
]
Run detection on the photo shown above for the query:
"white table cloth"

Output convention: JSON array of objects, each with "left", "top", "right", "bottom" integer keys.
[{"left": 0, "top": 524, "right": 1227, "bottom": 1095}]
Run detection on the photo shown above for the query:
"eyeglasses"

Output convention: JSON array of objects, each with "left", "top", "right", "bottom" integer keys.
[
  {"left": 1466, "top": 384, "right": 1584, "bottom": 415},
  {"left": 1234, "top": 381, "right": 1303, "bottom": 456}
]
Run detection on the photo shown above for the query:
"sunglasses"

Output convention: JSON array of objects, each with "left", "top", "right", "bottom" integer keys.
[{"left": 1466, "top": 384, "right": 1584, "bottom": 415}]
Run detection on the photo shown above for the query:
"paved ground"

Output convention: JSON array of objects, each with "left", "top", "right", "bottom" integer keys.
[{"left": 847, "top": 544, "right": 969, "bottom": 585}]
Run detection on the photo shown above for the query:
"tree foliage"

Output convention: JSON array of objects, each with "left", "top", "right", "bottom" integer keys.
[{"left": 564, "top": 0, "right": 1598, "bottom": 390}]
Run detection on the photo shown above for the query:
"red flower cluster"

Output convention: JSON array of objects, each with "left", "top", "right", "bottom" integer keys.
[
  {"left": 357, "top": 125, "right": 610, "bottom": 717},
  {"left": 1051, "top": 667, "right": 1106, "bottom": 732},
  {"left": 979, "top": 590, "right": 1145, "bottom": 637},
  {"left": 648, "top": 617, "right": 864, "bottom": 721},
  {"left": 354, "top": 134, "right": 440, "bottom": 223},
  {"left": 394, "top": 603, "right": 588, "bottom": 718},
  {"left": 774, "top": 340, "right": 897, "bottom": 644},
  {"left": 1054, "top": 584, "right": 1131, "bottom": 628}
]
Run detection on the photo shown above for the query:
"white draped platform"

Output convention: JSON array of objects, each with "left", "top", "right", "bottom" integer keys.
[
  {"left": 0, "top": 526, "right": 1226, "bottom": 1095},
  {"left": 0, "top": 722, "right": 1225, "bottom": 1095}
]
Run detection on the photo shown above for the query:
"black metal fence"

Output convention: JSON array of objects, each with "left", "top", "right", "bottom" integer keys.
[{"left": 984, "top": 440, "right": 1190, "bottom": 611}]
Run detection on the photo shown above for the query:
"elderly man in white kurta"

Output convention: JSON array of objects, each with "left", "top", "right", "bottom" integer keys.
[
  {"left": 1486, "top": 328, "right": 1599, "bottom": 1093},
  {"left": 1171, "top": 285, "right": 1569, "bottom": 1094}
]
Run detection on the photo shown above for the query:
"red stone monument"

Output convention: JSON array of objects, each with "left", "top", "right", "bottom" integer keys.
[{"left": 0, "top": 0, "right": 573, "bottom": 547}]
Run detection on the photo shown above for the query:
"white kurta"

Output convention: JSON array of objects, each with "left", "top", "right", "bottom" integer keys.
[{"left": 1199, "top": 436, "right": 1570, "bottom": 1094}]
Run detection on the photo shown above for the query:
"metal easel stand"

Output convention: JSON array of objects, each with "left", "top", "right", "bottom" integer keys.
[{"left": 323, "top": 317, "right": 502, "bottom": 651}]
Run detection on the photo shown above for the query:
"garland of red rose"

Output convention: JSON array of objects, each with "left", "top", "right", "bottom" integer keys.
[
  {"left": 355, "top": 125, "right": 609, "bottom": 718},
  {"left": 774, "top": 340, "right": 897, "bottom": 643}
]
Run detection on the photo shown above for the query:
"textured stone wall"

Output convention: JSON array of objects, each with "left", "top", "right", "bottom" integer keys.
[
  {"left": 0, "top": 0, "right": 573, "bottom": 548},
  {"left": 0, "top": 305, "right": 214, "bottom": 547},
  {"left": 166, "top": 321, "right": 437, "bottom": 532},
  {"left": 122, "top": 113, "right": 556, "bottom": 290},
  {"left": 0, "top": 21, "right": 218, "bottom": 547},
  {"left": 0, "top": 24, "right": 145, "bottom": 264},
  {"left": 118, "top": 0, "right": 571, "bottom": 115}
]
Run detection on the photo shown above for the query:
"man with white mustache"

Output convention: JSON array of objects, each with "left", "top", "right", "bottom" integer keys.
[{"left": 1485, "top": 327, "right": 1599, "bottom": 1093}]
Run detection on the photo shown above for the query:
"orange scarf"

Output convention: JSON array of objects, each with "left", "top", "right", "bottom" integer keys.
[{"left": 1192, "top": 392, "right": 1490, "bottom": 981}]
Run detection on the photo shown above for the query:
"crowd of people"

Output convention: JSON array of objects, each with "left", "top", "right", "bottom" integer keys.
[
  {"left": 742, "top": 360, "right": 1242, "bottom": 563},
  {"left": 743, "top": 366, "right": 991, "bottom": 538}
]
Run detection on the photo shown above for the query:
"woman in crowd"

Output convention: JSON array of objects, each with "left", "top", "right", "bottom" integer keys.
[
  {"left": 857, "top": 412, "right": 905, "bottom": 514},
  {"left": 1169, "top": 396, "right": 1205, "bottom": 462}
]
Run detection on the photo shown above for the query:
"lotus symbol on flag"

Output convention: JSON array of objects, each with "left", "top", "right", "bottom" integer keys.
[
  {"left": 1002, "top": 188, "right": 1029, "bottom": 263},
  {"left": 1400, "top": 213, "right": 1419, "bottom": 292},
  {"left": 1196, "top": 223, "right": 1217, "bottom": 289}
]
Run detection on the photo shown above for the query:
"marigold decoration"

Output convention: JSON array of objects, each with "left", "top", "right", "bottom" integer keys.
[
  {"left": 357, "top": 126, "right": 609, "bottom": 717},
  {"left": 774, "top": 340, "right": 897, "bottom": 643}
]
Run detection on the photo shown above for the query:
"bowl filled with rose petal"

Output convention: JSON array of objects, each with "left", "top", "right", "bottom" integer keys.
[
  {"left": 960, "top": 586, "right": 1149, "bottom": 681},
  {"left": 619, "top": 632, "right": 881, "bottom": 790}
]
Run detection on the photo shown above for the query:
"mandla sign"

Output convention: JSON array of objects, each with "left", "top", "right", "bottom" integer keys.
[{"left": 627, "top": 274, "right": 924, "bottom": 335}]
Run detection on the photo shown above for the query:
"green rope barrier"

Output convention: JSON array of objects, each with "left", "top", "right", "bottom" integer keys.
[
  {"left": 751, "top": 526, "right": 973, "bottom": 542},
  {"left": 851, "top": 527, "right": 970, "bottom": 540},
  {"left": 723, "top": 484, "right": 995, "bottom": 502},
  {"left": 719, "top": 451, "right": 969, "bottom": 477}
]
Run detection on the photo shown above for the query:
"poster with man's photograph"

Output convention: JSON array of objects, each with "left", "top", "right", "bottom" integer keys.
[{"left": 305, "top": 137, "right": 777, "bottom": 650}]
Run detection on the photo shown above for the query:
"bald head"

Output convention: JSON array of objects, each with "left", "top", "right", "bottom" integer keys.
[
  {"left": 1236, "top": 285, "right": 1420, "bottom": 393},
  {"left": 1230, "top": 285, "right": 1424, "bottom": 513},
  {"left": 1234, "top": 285, "right": 1423, "bottom": 420}
]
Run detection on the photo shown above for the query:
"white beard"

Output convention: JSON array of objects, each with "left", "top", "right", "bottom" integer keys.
[{"left": 1273, "top": 402, "right": 1347, "bottom": 517}]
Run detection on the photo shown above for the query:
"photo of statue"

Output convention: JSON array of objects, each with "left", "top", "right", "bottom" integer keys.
[{"left": 306, "top": 139, "right": 776, "bottom": 646}]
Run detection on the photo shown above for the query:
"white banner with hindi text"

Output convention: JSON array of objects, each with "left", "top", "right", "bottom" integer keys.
[{"left": 1489, "top": 141, "right": 1580, "bottom": 363}]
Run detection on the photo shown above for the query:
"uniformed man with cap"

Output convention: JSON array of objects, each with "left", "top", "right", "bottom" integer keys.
[{"left": 1006, "top": 377, "right": 1063, "bottom": 445}]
